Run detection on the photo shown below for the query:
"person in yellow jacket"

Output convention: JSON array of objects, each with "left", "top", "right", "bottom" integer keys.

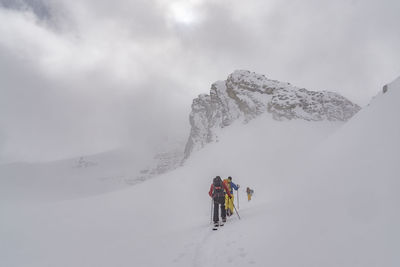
[
  {"left": 223, "top": 176, "right": 239, "bottom": 216},
  {"left": 246, "top": 187, "right": 254, "bottom": 201}
]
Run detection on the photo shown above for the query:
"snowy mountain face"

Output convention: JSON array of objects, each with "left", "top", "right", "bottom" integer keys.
[{"left": 184, "top": 70, "right": 361, "bottom": 159}]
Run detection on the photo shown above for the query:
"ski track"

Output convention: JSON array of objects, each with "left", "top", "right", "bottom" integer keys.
[
  {"left": 193, "top": 224, "right": 214, "bottom": 267},
  {"left": 192, "top": 207, "right": 258, "bottom": 267}
]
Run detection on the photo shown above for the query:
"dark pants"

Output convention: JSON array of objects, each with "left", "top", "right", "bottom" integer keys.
[{"left": 213, "top": 196, "right": 226, "bottom": 223}]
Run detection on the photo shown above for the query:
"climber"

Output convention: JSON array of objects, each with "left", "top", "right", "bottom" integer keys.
[
  {"left": 223, "top": 176, "right": 239, "bottom": 216},
  {"left": 209, "top": 176, "right": 232, "bottom": 227},
  {"left": 246, "top": 187, "right": 254, "bottom": 201}
]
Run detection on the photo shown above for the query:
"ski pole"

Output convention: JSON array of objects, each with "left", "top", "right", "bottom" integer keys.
[
  {"left": 210, "top": 198, "right": 213, "bottom": 224},
  {"left": 233, "top": 203, "right": 241, "bottom": 220},
  {"left": 237, "top": 189, "right": 239, "bottom": 210}
]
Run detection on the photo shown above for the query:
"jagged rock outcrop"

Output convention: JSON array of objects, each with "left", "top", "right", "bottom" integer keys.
[
  {"left": 136, "top": 148, "right": 184, "bottom": 182},
  {"left": 184, "top": 70, "right": 361, "bottom": 160},
  {"left": 383, "top": 76, "right": 400, "bottom": 94}
]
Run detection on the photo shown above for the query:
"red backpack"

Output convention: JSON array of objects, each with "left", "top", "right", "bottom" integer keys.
[{"left": 212, "top": 177, "right": 225, "bottom": 198}]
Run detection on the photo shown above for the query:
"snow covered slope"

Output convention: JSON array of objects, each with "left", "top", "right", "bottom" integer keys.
[
  {"left": 1, "top": 78, "right": 399, "bottom": 267},
  {"left": 0, "top": 116, "right": 338, "bottom": 267},
  {"left": 0, "top": 141, "right": 184, "bottom": 201}
]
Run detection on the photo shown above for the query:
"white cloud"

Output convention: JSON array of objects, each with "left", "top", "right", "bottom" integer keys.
[{"left": 1, "top": 0, "right": 399, "bottom": 162}]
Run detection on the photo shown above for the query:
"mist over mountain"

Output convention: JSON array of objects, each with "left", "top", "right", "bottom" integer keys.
[
  {"left": 0, "top": 69, "right": 363, "bottom": 202},
  {"left": 1, "top": 0, "right": 400, "bottom": 164}
]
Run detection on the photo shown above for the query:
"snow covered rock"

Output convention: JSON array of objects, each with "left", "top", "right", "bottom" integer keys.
[
  {"left": 184, "top": 70, "right": 361, "bottom": 159},
  {"left": 383, "top": 76, "right": 400, "bottom": 94}
]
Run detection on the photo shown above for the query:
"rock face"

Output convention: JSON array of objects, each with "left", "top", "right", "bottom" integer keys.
[
  {"left": 383, "top": 76, "right": 400, "bottom": 94},
  {"left": 184, "top": 70, "right": 361, "bottom": 160},
  {"left": 137, "top": 147, "right": 184, "bottom": 182}
]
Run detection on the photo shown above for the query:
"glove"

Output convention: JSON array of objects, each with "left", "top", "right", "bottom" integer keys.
[{"left": 237, "top": 184, "right": 240, "bottom": 188}]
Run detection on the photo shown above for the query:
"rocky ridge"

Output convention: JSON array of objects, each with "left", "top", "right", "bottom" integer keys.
[{"left": 184, "top": 70, "right": 361, "bottom": 160}]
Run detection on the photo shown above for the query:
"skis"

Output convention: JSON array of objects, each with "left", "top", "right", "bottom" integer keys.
[{"left": 212, "top": 221, "right": 224, "bottom": 230}]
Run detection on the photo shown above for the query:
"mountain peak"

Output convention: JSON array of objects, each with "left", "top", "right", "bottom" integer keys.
[{"left": 184, "top": 70, "right": 361, "bottom": 160}]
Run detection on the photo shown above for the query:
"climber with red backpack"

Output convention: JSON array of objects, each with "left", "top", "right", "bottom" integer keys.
[{"left": 209, "top": 176, "right": 232, "bottom": 229}]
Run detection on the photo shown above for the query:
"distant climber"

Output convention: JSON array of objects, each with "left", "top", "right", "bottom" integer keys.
[
  {"left": 223, "top": 176, "right": 239, "bottom": 216},
  {"left": 209, "top": 176, "right": 232, "bottom": 228},
  {"left": 246, "top": 187, "right": 254, "bottom": 201}
]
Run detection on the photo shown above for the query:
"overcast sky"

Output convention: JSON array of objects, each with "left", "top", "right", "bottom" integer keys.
[{"left": 1, "top": 0, "right": 399, "bottom": 163}]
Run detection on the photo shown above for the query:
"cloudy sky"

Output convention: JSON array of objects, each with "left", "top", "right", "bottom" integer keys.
[{"left": 1, "top": 0, "right": 399, "bottom": 163}]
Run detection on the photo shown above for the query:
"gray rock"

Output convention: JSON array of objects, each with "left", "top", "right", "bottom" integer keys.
[
  {"left": 183, "top": 70, "right": 361, "bottom": 160},
  {"left": 383, "top": 84, "right": 388, "bottom": 94}
]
